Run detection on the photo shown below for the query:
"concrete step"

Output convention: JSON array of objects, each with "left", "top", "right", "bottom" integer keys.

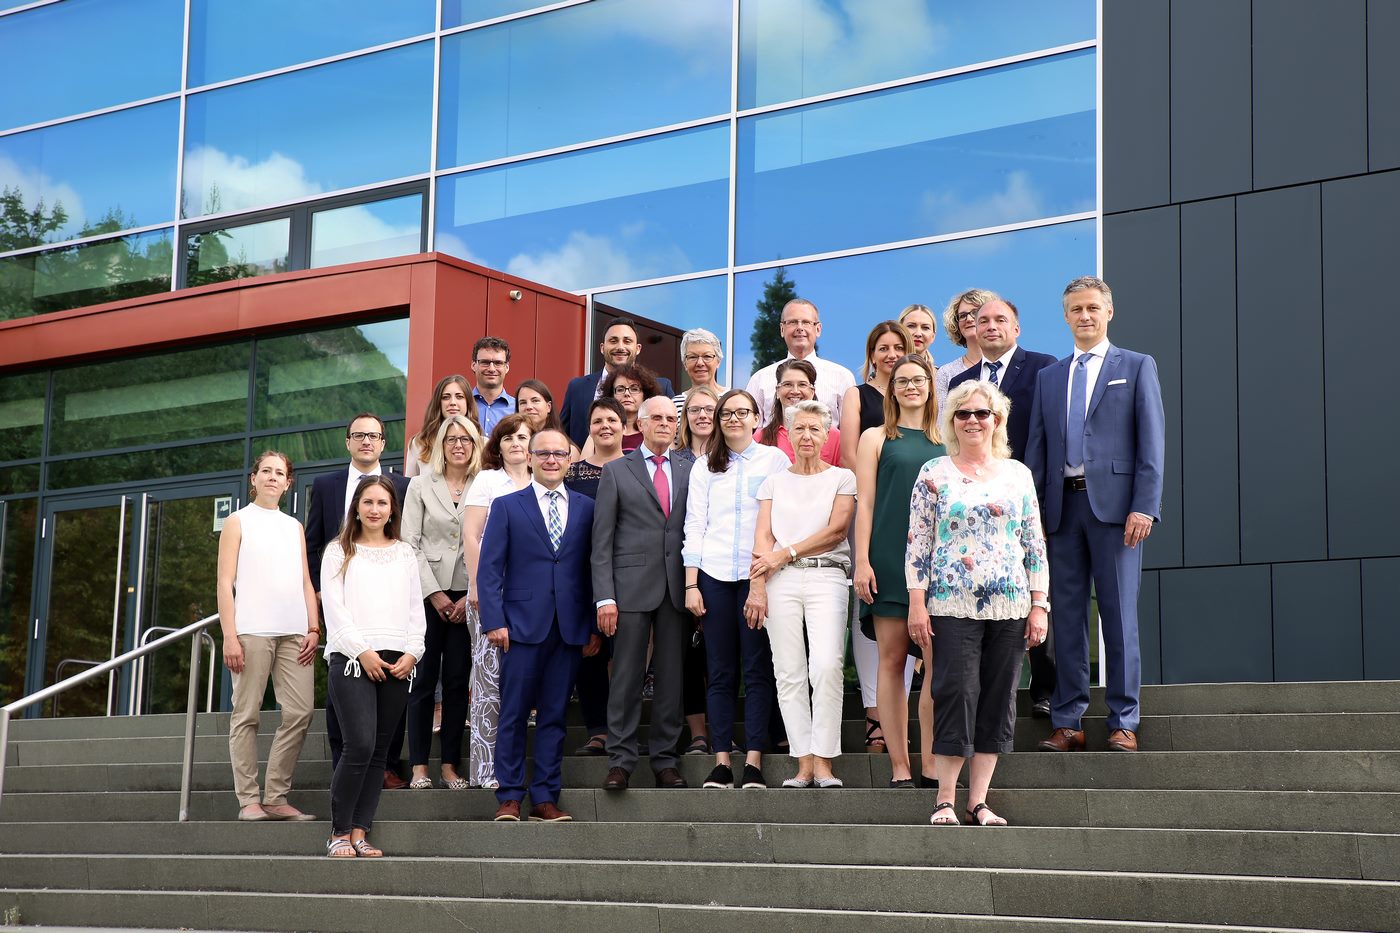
[
  {"left": 5, "top": 786, "right": 1398, "bottom": 834},
  {"left": 5, "top": 749, "right": 1397, "bottom": 795},
  {"left": 2, "top": 820, "right": 1396, "bottom": 882},
  {"left": 0, "top": 888, "right": 1344, "bottom": 933},
  {"left": 2, "top": 854, "right": 1398, "bottom": 931}
]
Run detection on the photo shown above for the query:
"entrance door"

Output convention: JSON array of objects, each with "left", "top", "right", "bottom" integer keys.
[{"left": 32, "top": 480, "right": 241, "bottom": 717}]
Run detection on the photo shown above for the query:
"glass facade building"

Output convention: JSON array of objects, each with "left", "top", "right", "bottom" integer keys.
[{"left": 0, "top": 0, "right": 1097, "bottom": 709}]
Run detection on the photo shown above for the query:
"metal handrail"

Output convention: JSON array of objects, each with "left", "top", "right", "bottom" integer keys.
[
  {"left": 132, "top": 626, "right": 217, "bottom": 716},
  {"left": 0, "top": 613, "right": 219, "bottom": 822},
  {"left": 50, "top": 660, "right": 103, "bottom": 718}
]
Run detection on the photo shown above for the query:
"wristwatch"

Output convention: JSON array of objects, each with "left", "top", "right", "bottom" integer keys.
[
  {"left": 1031, "top": 598, "right": 1051, "bottom": 612},
  {"left": 787, "top": 546, "right": 798, "bottom": 562}
]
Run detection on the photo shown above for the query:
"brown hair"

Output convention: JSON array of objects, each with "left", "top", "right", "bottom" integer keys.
[
  {"left": 334, "top": 474, "right": 403, "bottom": 576},
  {"left": 248, "top": 450, "right": 293, "bottom": 499},
  {"left": 481, "top": 413, "right": 533, "bottom": 471},
  {"left": 882, "top": 355, "right": 941, "bottom": 444},
  {"left": 599, "top": 363, "right": 662, "bottom": 406},
  {"left": 515, "top": 379, "right": 564, "bottom": 435},
  {"left": 859, "top": 320, "right": 911, "bottom": 383},
  {"left": 676, "top": 385, "right": 719, "bottom": 454},
  {"left": 760, "top": 358, "right": 817, "bottom": 446},
  {"left": 411, "top": 375, "right": 477, "bottom": 467},
  {"left": 707, "top": 389, "right": 762, "bottom": 474}
]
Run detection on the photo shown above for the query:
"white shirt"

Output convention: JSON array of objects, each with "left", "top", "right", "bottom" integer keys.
[
  {"left": 755, "top": 466, "right": 858, "bottom": 567},
  {"left": 1063, "top": 339, "right": 1111, "bottom": 478},
  {"left": 531, "top": 480, "right": 569, "bottom": 531},
  {"left": 745, "top": 352, "right": 856, "bottom": 425},
  {"left": 232, "top": 503, "right": 309, "bottom": 637},
  {"left": 638, "top": 442, "right": 675, "bottom": 508},
  {"left": 320, "top": 539, "right": 426, "bottom": 663},
  {"left": 682, "top": 442, "right": 792, "bottom": 581},
  {"left": 980, "top": 343, "right": 1019, "bottom": 384},
  {"left": 343, "top": 464, "right": 382, "bottom": 517}
]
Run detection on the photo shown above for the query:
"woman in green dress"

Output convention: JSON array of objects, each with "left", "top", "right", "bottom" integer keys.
[{"left": 853, "top": 355, "right": 944, "bottom": 787}]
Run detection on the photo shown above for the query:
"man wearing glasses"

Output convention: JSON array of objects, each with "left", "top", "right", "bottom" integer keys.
[
  {"left": 305, "top": 412, "right": 412, "bottom": 784},
  {"left": 561, "top": 316, "right": 675, "bottom": 447},
  {"left": 744, "top": 298, "right": 856, "bottom": 424},
  {"left": 478, "top": 429, "right": 597, "bottom": 822},
  {"left": 470, "top": 337, "right": 515, "bottom": 436}
]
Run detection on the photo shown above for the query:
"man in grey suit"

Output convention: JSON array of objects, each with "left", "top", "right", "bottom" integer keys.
[
  {"left": 592, "top": 395, "right": 692, "bottom": 790},
  {"left": 1024, "top": 276, "right": 1165, "bottom": 753}
]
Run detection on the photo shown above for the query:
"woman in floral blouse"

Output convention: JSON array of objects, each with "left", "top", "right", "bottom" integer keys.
[{"left": 905, "top": 380, "right": 1049, "bottom": 827}]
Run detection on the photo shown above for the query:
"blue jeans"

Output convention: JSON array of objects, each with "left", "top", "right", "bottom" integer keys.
[{"left": 698, "top": 572, "right": 775, "bottom": 754}]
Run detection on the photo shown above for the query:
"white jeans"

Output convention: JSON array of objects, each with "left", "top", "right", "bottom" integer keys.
[{"left": 765, "top": 565, "right": 848, "bottom": 759}]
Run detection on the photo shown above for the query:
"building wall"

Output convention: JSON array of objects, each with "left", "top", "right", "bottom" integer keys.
[{"left": 1102, "top": 0, "right": 1400, "bottom": 682}]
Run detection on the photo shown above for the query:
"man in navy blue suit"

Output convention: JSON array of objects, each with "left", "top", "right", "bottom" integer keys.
[
  {"left": 560, "top": 317, "right": 674, "bottom": 447},
  {"left": 948, "top": 298, "right": 1059, "bottom": 715},
  {"left": 305, "top": 413, "right": 411, "bottom": 781},
  {"left": 478, "top": 428, "right": 598, "bottom": 822},
  {"left": 1024, "top": 277, "right": 1165, "bottom": 753}
]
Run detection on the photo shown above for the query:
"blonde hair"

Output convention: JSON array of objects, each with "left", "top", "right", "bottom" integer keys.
[
  {"left": 941, "top": 288, "right": 999, "bottom": 347},
  {"left": 882, "top": 355, "right": 940, "bottom": 444},
  {"left": 897, "top": 304, "right": 937, "bottom": 358},
  {"left": 676, "top": 384, "right": 720, "bottom": 452},
  {"left": 940, "top": 380, "right": 1011, "bottom": 460},
  {"left": 428, "top": 415, "right": 483, "bottom": 478}
]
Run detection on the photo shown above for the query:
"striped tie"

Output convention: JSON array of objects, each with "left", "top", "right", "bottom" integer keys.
[{"left": 546, "top": 490, "right": 563, "bottom": 552}]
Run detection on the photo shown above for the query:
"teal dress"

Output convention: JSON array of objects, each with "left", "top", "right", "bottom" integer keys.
[{"left": 862, "top": 426, "right": 945, "bottom": 620}]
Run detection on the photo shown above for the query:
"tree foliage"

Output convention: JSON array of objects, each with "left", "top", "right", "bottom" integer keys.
[{"left": 749, "top": 265, "right": 796, "bottom": 374}]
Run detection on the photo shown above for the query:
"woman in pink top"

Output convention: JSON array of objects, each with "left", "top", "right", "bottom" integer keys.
[{"left": 754, "top": 359, "right": 841, "bottom": 466}]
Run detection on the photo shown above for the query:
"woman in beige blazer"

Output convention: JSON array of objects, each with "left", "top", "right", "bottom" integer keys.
[{"left": 402, "top": 415, "right": 482, "bottom": 789}]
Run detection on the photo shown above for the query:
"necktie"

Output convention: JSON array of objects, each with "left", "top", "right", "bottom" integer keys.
[
  {"left": 1067, "top": 354, "right": 1090, "bottom": 468},
  {"left": 545, "top": 490, "right": 563, "bottom": 552},
  {"left": 651, "top": 454, "right": 671, "bottom": 518},
  {"left": 986, "top": 359, "right": 1002, "bottom": 386}
]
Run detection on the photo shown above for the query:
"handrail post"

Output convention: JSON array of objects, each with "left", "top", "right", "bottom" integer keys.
[
  {"left": 0, "top": 707, "right": 10, "bottom": 816},
  {"left": 179, "top": 632, "right": 202, "bottom": 822}
]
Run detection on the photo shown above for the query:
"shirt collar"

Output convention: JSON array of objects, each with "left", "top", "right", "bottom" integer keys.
[
  {"left": 731, "top": 442, "right": 757, "bottom": 462},
  {"left": 531, "top": 479, "right": 564, "bottom": 501},
  {"left": 1073, "top": 339, "right": 1111, "bottom": 363},
  {"left": 349, "top": 463, "right": 381, "bottom": 479},
  {"left": 640, "top": 442, "right": 670, "bottom": 462},
  {"left": 474, "top": 385, "right": 511, "bottom": 405},
  {"left": 984, "top": 344, "right": 1019, "bottom": 367}
]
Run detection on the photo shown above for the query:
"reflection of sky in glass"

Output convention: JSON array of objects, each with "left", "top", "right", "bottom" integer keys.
[
  {"left": 740, "top": 0, "right": 1095, "bottom": 108},
  {"left": 189, "top": 0, "right": 434, "bottom": 86},
  {"left": 737, "top": 50, "right": 1096, "bottom": 265},
  {"left": 0, "top": 101, "right": 178, "bottom": 243},
  {"left": 0, "top": 228, "right": 173, "bottom": 322},
  {"left": 182, "top": 42, "right": 433, "bottom": 218},
  {"left": 592, "top": 276, "right": 730, "bottom": 384},
  {"left": 0, "top": 0, "right": 183, "bottom": 130},
  {"left": 188, "top": 217, "right": 290, "bottom": 277},
  {"left": 438, "top": 0, "right": 730, "bottom": 167},
  {"left": 732, "top": 220, "right": 1095, "bottom": 382},
  {"left": 436, "top": 125, "right": 729, "bottom": 292},
  {"left": 442, "top": 0, "right": 565, "bottom": 27},
  {"left": 311, "top": 194, "right": 423, "bottom": 268}
]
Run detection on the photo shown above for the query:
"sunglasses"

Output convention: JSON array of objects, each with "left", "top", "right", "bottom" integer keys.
[{"left": 953, "top": 409, "right": 994, "bottom": 421}]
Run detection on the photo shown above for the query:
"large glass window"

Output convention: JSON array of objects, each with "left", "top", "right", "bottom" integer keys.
[
  {"left": 189, "top": 0, "right": 434, "bottom": 86},
  {"left": 0, "top": 101, "right": 179, "bottom": 246},
  {"left": 732, "top": 219, "right": 1095, "bottom": 381},
  {"left": 49, "top": 343, "right": 253, "bottom": 455},
  {"left": 739, "top": 0, "right": 1095, "bottom": 108},
  {"left": 185, "top": 217, "right": 291, "bottom": 287},
  {"left": 310, "top": 194, "right": 423, "bottom": 268},
  {"left": 0, "top": 370, "right": 45, "bottom": 462},
  {"left": 0, "top": 229, "right": 173, "bottom": 322},
  {"left": 436, "top": 124, "right": 729, "bottom": 292},
  {"left": 442, "top": 0, "right": 562, "bottom": 28},
  {"left": 0, "top": 498, "right": 38, "bottom": 706},
  {"left": 253, "top": 320, "right": 409, "bottom": 430},
  {"left": 0, "top": 0, "right": 183, "bottom": 130},
  {"left": 46, "top": 439, "right": 246, "bottom": 490},
  {"left": 182, "top": 42, "right": 433, "bottom": 218},
  {"left": 591, "top": 276, "right": 730, "bottom": 385},
  {"left": 736, "top": 50, "right": 1095, "bottom": 265},
  {"left": 438, "top": 0, "right": 730, "bottom": 168}
]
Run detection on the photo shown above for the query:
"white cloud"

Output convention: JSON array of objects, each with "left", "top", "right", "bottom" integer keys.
[
  {"left": 503, "top": 229, "right": 689, "bottom": 292},
  {"left": 0, "top": 154, "right": 88, "bottom": 238},
  {"left": 920, "top": 170, "right": 1046, "bottom": 238},
  {"left": 181, "top": 146, "right": 322, "bottom": 216},
  {"left": 310, "top": 202, "right": 422, "bottom": 267}
]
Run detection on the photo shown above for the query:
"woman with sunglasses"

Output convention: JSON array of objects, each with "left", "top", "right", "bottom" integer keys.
[
  {"left": 934, "top": 289, "right": 997, "bottom": 409},
  {"left": 683, "top": 390, "right": 791, "bottom": 789},
  {"left": 853, "top": 354, "right": 943, "bottom": 787},
  {"left": 906, "top": 381, "right": 1048, "bottom": 827}
]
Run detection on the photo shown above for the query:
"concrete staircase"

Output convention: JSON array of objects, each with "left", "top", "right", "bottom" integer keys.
[{"left": 2, "top": 682, "right": 1398, "bottom": 932}]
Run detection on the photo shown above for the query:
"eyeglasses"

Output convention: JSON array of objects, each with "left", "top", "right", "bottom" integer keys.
[
  {"left": 530, "top": 449, "right": 571, "bottom": 461},
  {"left": 781, "top": 318, "right": 818, "bottom": 329},
  {"left": 443, "top": 436, "right": 474, "bottom": 447},
  {"left": 776, "top": 380, "right": 813, "bottom": 392},
  {"left": 686, "top": 406, "right": 716, "bottom": 417},
  {"left": 893, "top": 376, "right": 929, "bottom": 389},
  {"left": 719, "top": 408, "right": 755, "bottom": 421},
  {"left": 348, "top": 432, "right": 385, "bottom": 442},
  {"left": 684, "top": 353, "right": 719, "bottom": 364},
  {"left": 613, "top": 385, "right": 643, "bottom": 396},
  {"left": 956, "top": 310, "right": 979, "bottom": 323},
  {"left": 474, "top": 358, "right": 507, "bottom": 369},
  {"left": 953, "top": 409, "right": 994, "bottom": 421}
]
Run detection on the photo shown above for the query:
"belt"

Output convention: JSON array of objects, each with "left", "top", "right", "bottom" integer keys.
[
  {"left": 790, "top": 557, "right": 847, "bottom": 570},
  {"left": 1064, "top": 476, "right": 1087, "bottom": 492}
]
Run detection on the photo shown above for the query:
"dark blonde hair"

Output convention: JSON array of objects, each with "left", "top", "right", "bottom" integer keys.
[
  {"left": 335, "top": 475, "right": 402, "bottom": 576},
  {"left": 676, "top": 385, "right": 719, "bottom": 453},
  {"left": 412, "top": 375, "right": 477, "bottom": 467},
  {"left": 941, "top": 288, "right": 999, "bottom": 347},
  {"left": 429, "top": 415, "right": 483, "bottom": 478},
  {"left": 882, "top": 355, "right": 941, "bottom": 444}
]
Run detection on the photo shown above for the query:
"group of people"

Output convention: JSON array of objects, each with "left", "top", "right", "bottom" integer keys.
[{"left": 214, "top": 273, "right": 1165, "bottom": 854}]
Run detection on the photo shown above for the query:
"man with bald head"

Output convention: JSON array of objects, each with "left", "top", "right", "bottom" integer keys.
[{"left": 591, "top": 395, "right": 693, "bottom": 791}]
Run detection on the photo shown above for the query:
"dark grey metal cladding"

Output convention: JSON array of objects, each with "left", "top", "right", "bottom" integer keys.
[
  {"left": 1160, "top": 564, "right": 1272, "bottom": 682},
  {"left": 1170, "top": 0, "right": 1252, "bottom": 202},
  {"left": 1371, "top": 0, "right": 1400, "bottom": 171},
  {"left": 1362, "top": 557, "right": 1400, "bottom": 680},
  {"left": 1272, "top": 559, "right": 1363, "bottom": 681},
  {"left": 1102, "top": 0, "right": 1170, "bottom": 213}
]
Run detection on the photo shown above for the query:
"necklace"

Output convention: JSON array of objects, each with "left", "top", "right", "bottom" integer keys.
[{"left": 955, "top": 456, "right": 992, "bottom": 478}]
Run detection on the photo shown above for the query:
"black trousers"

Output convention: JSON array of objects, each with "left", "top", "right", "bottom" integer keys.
[
  {"left": 327, "top": 651, "right": 412, "bottom": 835},
  {"left": 407, "top": 590, "right": 471, "bottom": 767},
  {"left": 930, "top": 616, "right": 1025, "bottom": 757}
]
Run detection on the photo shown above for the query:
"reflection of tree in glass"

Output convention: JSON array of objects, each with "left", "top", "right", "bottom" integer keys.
[
  {"left": 41, "top": 506, "right": 124, "bottom": 717},
  {"left": 253, "top": 327, "right": 408, "bottom": 432},
  {"left": 1, "top": 187, "right": 69, "bottom": 252},
  {"left": 750, "top": 265, "right": 796, "bottom": 375},
  {"left": 0, "top": 500, "right": 38, "bottom": 707}
]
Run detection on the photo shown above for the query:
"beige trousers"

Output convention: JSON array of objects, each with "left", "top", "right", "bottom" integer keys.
[{"left": 228, "top": 633, "right": 314, "bottom": 807}]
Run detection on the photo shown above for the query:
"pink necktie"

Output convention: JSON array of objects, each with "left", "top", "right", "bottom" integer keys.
[{"left": 651, "top": 454, "right": 670, "bottom": 518}]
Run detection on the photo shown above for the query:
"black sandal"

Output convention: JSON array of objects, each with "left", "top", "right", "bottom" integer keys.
[
  {"left": 965, "top": 802, "right": 1007, "bottom": 827},
  {"left": 929, "top": 801, "right": 959, "bottom": 825},
  {"left": 864, "top": 717, "right": 886, "bottom": 751}
]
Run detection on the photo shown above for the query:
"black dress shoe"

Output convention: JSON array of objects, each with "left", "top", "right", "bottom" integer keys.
[
  {"left": 603, "top": 767, "right": 630, "bottom": 790},
  {"left": 655, "top": 767, "right": 688, "bottom": 788},
  {"left": 702, "top": 764, "right": 734, "bottom": 788},
  {"left": 1031, "top": 696, "right": 1052, "bottom": 719},
  {"left": 889, "top": 778, "right": 915, "bottom": 789},
  {"left": 740, "top": 764, "right": 767, "bottom": 789}
]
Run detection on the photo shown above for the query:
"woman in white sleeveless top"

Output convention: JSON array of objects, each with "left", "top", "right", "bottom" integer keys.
[{"left": 216, "top": 451, "right": 320, "bottom": 822}]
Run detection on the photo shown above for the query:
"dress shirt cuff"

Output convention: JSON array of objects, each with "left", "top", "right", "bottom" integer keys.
[{"left": 596, "top": 598, "right": 617, "bottom": 609}]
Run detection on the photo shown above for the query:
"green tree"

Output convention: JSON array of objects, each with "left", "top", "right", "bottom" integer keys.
[
  {"left": 0, "top": 186, "right": 69, "bottom": 252},
  {"left": 749, "top": 265, "right": 796, "bottom": 373}
]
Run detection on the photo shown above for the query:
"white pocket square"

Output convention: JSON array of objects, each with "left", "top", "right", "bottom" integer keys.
[{"left": 1107, "top": 378, "right": 1127, "bottom": 386}]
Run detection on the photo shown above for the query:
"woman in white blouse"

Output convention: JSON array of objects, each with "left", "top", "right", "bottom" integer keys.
[
  {"left": 321, "top": 475, "right": 425, "bottom": 858},
  {"left": 683, "top": 389, "right": 791, "bottom": 790},
  {"left": 461, "top": 413, "right": 533, "bottom": 788},
  {"left": 745, "top": 401, "right": 857, "bottom": 788},
  {"left": 906, "top": 381, "right": 1048, "bottom": 827}
]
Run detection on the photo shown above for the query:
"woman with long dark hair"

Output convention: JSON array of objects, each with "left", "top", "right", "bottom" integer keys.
[
  {"left": 756, "top": 359, "right": 841, "bottom": 466},
  {"left": 406, "top": 375, "right": 477, "bottom": 477},
  {"left": 516, "top": 379, "right": 579, "bottom": 459}
]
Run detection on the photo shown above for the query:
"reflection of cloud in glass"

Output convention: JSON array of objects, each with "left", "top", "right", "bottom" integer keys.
[
  {"left": 0, "top": 155, "right": 87, "bottom": 237},
  {"left": 920, "top": 170, "right": 1046, "bottom": 242},
  {"left": 182, "top": 146, "right": 323, "bottom": 216},
  {"left": 504, "top": 229, "right": 690, "bottom": 293},
  {"left": 311, "top": 196, "right": 423, "bottom": 268}
]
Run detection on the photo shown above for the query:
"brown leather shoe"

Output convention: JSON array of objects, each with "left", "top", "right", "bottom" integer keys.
[
  {"left": 1037, "top": 727, "right": 1086, "bottom": 752},
  {"left": 655, "top": 767, "right": 688, "bottom": 788},
  {"left": 528, "top": 801, "right": 573, "bottom": 822},
  {"left": 1107, "top": 729, "right": 1139, "bottom": 752},
  {"left": 493, "top": 800, "right": 521, "bottom": 821},
  {"left": 603, "top": 767, "right": 630, "bottom": 791},
  {"left": 382, "top": 770, "right": 408, "bottom": 790}
]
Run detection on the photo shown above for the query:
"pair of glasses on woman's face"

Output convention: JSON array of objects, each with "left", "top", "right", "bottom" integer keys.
[
  {"left": 953, "top": 408, "right": 994, "bottom": 421},
  {"left": 719, "top": 408, "right": 754, "bottom": 422}
]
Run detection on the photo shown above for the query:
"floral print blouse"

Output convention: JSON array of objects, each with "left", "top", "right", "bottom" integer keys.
[{"left": 903, "top": 456, "right": 1049, "bottom": 621}]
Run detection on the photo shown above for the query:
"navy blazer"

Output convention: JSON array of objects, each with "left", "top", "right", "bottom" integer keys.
[
  {"left": 560, "top": 370, "right": 675, "bottom": 447},
  {"left": 477, "top": 486, "right": 596, "bottom": 647},
  {"left": 1023, "top": 345, "right": 1166, "bottom": 533},
  {"left": 305, "top": 468, "right": 410, "bottom": 592},
  {"left": 947, "top": 346, "right": 1058, "bottom": 462}
]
